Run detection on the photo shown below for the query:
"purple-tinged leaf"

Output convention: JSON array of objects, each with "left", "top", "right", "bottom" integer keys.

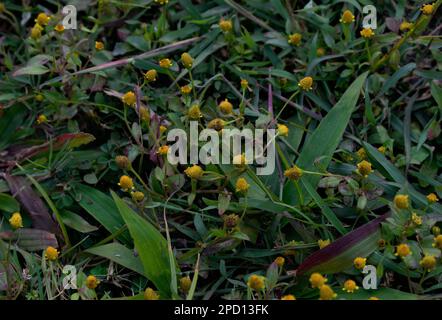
[{"left": 0, "top": 228, "right": 57, "bottom": 251}]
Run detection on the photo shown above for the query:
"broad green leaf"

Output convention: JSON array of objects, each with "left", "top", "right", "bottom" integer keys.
[
  {"left": 0, "top": 193, "right": 20, "bottom": 213},
  {"left": 111, "top": 191, "right": 178, "bottom": 298},
  {"left": 85, "top": 243, "right": 144, "bottom": 275}
]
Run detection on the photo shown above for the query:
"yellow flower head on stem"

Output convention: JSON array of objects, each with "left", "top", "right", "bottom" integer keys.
[
  {"left": 181, "top": 85, "right": 192, "bottom": 95},
  {"left": 318, "top": 239, "right": 331, "bottom": 249},
  {"left": 181, "top": 52, "right": 193, "bottom": 69},
  {"left": 420, "top": 255, "right": 436, "bottom": 271},
  {"left": 394, "top": 194, "right": 409, "bottom": 209},
  {"left": 54, "top": 24, "right": 65, "bottom": 33},
  {"left": 316, "top": 47, "right": 325, "bottom": 57},
  {"left": 184, "top": 165, "right": 203, "bottom": 180},
  {"left": 31, "top": 23, "right": 43, "bottom": 39},
  {"left": 45, "top": 246, "right": 59, "bottom": 261},
  {"left": 395, "top": 243, "right": 411, "bottom": 258},
  {"left": 86, "top": 275, "right": 100, "bottom": 289},
  {"left": 219, "top": 18, "right": 232, "bottom": 32},
  {"left": 340, "top": 10, "right": 355, "bottom": 24},
  {"left": 95, "top": 41, "right": 104, "bottom": 51},
  {"left": 298, "top": 76, "right": 313, "bottom": 91},
  {"left": 235, "top": 177, "right": 250, "bottom": 193},
  {"left": 377, "top": 146, "right": 386, "bottom": 154},
  {"left": 36, "top": 114, "right": 47, "bottom": 124},
  {"left": 288, "top": 33, "right": 302, "bottom": 46},
  {"left": 247, "top": 274, "right": 266, "bottom": 291},
  {"left": 427, "top": 193, "right": 439, "bottom": 203},
  {"left": 160, "top": 125, "right": 167, "bottom": 134},
  {"left": 223, "top": 214, "right": 240, "bottom": 229},
  {"left": 241, "top": 79, "right": 249, "bottom": 90},
  {"left": 154, "top": 0, "right": 169, "bottom": 5},
  {"left": 432, "top": 235, "right": 442, "bottom": 249},
  {"left": 360, "top": 27, "right": 375, "bottom": 38},
  {"left": 115, "top": 155, "right": 130, "bottom": 169},
  {"left": 208, "top": 118, "right": 225, "bottom": 131},
  {"left": 353, "top": 257, "right": 367, "bottom": 270},
  {"left": 319, "top": 285, "right": 337, "bottom": 300},
  {"left": 356, "top": 160, "right": 373, "bottom": 178},
  {"left": 411, "top": 212, "right": 422, "bottom": 226},
  {"left": 159, "top": 58, "right": 173, "bottom": 69},
  {"left": 219, "top": 99, "right": 233, "bottom": 114},
  {"left": 400, "top": 21, "right": 413, "bottom": 32},
  {"left": 122, "top": 91, "right": 136, "bottom": 106},
  {"left": 180, "top": 276, "right": 192, "bottom": 293},
  {"left": 118, "top": 175, "right": 134, "bottom": 191},
  {"left": 356, "top": 147, "right": 367, "bottom": 160},
  {"left": 188, "top": 104, "right": 202, "bottom": 120},
  {"left": 9, "top": 212, "right": 23, "bottom": 229},
  {"left": 277, "top": 124, "right": 289, "bottom": 137},
  {"left": 343, "top": 279, "right": 359, "bottom": 293},
  {"left": 131, "top": 191, "right": 145, "bottom": 202},
  {"left": 139, "top": 106, "right": 150, "bottom": 122},
  {"left": 144, "top": 287, "right": 159, "bottom": 300},
  {"left": 145, "top": 69, "right": 157, "bottom": 82},
  {"left": 274, "top": 256, "right": 285, "bottom": 267},
  {"left": 284, "top": 165, "right": 303, "bottom": 181},
  {"left": 421, "top": 3, "right": 435, "bottom": 15},
  {"left": 281, "top": 294, "right": 296, "bottom": 300},
  {"left": 35, "top": 13, "right": 51, "bottom": 26},
  {"left": 309, "top": 272, "right": 327, "bottom": 288},
  {"left": 157, "top": 145, "right": 169, "bottom": 156}
]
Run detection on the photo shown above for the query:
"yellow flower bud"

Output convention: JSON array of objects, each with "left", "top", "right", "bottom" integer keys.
[{"left": 9, "top": 212, "right": 23, "bottom": 229}]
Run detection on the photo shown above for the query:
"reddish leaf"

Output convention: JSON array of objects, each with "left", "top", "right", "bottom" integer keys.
[
  {"left": 0, "top": 228, "right": 58, "bottom": 251},
  {"left": 4, "top": 174, "right": 60, "bottom": 235},
  {"left": 295, "top": 213, "right": 390, "bottom": 276}
]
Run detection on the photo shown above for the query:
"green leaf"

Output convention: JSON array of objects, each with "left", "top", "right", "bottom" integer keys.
[
  {"left": 85, "top": 243, "right": 144, "bottom": 275},
  {"left": 59, "top": 210, "right": 98, "bottom": 233},
  {"left": 0, "top": 193, "right": 20, "bottom": 213},
  {"left": 111, "top": 190, "right": 178, "bottom": 298}
]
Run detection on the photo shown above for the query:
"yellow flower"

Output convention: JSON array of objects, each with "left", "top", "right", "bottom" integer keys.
[
  {"left": 377, "top": 146, "right": 386, "bottom": 154},
  {"left": 274, "top": 256, "right": 285, "bottom": 267},
  {"left": 432, "top": 235, "right": 442, "bottom": 249},
  {"left": 288, "top": 33, "right": 302, "bottom": 46},
  {"left": 309, "top": 272, "right": 327, "bottom": 288},
  {"left": 54, "top": 24, "right": 65, "bottom": 33},
  {"left": 399, "top": 21, "right": 413, "bottom": 32},
  {"left": 395, "top": 243, "right": 411, "bottom": 258},
  {"left": 208, "top": 118, "right": 225, "bottom": 131},
  {"left": 145, "top": 69, "right": 157, "bottom": 82},
  {"left": 118, "top": 175, "right": 134, "bottom": 191},
  {"left": 9, "top": 212, "right": 23, "bottom": 229},
  {"left": 45, "top": 246, "right": 59, "bottom": 261},
  {"left": 180, "top": 276, "right": 192, "bottom": 293},
  {"left": 159, "top": 58, "right": 173, "bottom": 69},
  {"left": 36, "top": 114, "right": 47, "bottom": 124},
  {"left": 235, "top": 177, "right": 250, "bottom": 193},
  {"left": 360, "top": 27, "right": 375, "bottom": 38},
  {"left": 240, "top": 79, "right": 249, "bottom": 89},
  {"left": 342, "top": 279, "right": 359, "bottom": 293},
  {"left": 181, "top": 85, "right": 192, "bottom": 95},
  {"left": 154, "top": 0, "right": 169, "bottom": 5},
  {"left": 95, "top": 41, "right": 104, "bottom": 51},
  {"left": 115, "top": 155, "right": 130, "bottom": 169},
  {"left": 188, "top": 104, "right": 202, "bottom": 120},
  {"left": 420, "top": 255, "right": 436, "bottom": 271},
  {"left": 340, "top": 10, "right": 355, "bottom": 24},
  {"left": 421, "top": 3, "right": 435, "bottom": 15},
  {"left": 139, "top": 106, "right": 150, "bottom": 122},
  {"left": 353, "top": 257, "right": 366, "bottom": 270},
  {"left": 284, "top": 165, "right": 303, "bottom": 181},
  {"left": 219, "top": 99, "right": 233, "bottom": 114},
  {"left": 35, "top": 94, "right": 44, "bottom": 102},
  {"left": 31, "top": 23, "right": 43, "bottom": 39},
  {"left": 427, "top": 193, "right": 439, "bottom": 203},
  {"left": 184, "top": 165, "right": 204, "bottom": 180},
  {"left": 131, "top": 191, "right": 145, "bottom": 202},
  {"left": 356, "top": 147, "right": 367, "bottom": 160},
  {"left": 356, "top": 160, "right": 373, "bottom": 178},
  {"left": 298, "top": 76, "right": 313, "bottom": 91},
  {"left": 233, "top": 153, "right": 247, "bottom": 168},
  {"left": 144, "top": 287, "right": 159, "bottom": 300},
  {"left": 247, "top": 274, "right": 266, "bottom": 291},
  {"left": 223, "top": 214, "right": 240, "bottom": 229},
  {"left": 432, "top": 226, "right": 441, "bottom": 236},
  {"left": 181, "top": 52, "right": 193, "bottom": 69},
  {"left": 411, "top": 212, "right": 422, "bottom": 226},
  {"left": 219, "top": 18, "right": 232, "bottom": 32},
  {"left": 122, "top": 91, "right": 136, "bottom": 106},
  {"left": 319, "top": 285, "right": 337, "bottom": 300},
  {"left": 86, "top": 275, "right": 100, "bottom": 289},
  {"left": 35, "top": 13, "right": 51, "bottom": 26},
  {"left": 369, "top": 296, "right": 380, "bottom": 300},
  {"left": 394, "top": 194, "right": 409, "bottom": 209},
  {"left": 281, "top": 294, "right": 296, "bottom": 300},
  {"left": 157, "top": 145, "right": 169, "bottom": 155},
  {"left": 160, "top": 125, "right": 167, "bottom": 134},
  {"left": 316, "top": 47, "right": 325, "bottom": 57},
  {"left": 318, "top": 239, "right": 330, "bottom": 249},
  {"left": 277, "top": 124, "right": 289, "bottom": 137}
]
